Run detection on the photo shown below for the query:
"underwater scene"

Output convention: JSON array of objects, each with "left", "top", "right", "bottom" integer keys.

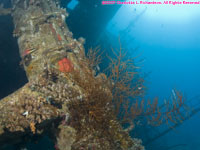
[{"left": 0, "top": 0, "right": 200, "bottom": 149}]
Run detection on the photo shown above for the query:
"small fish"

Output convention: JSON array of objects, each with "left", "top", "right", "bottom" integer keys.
[
  {"left": 172, "top": 89, "right": 177, "bottom": 100},
  {"left": 22, "top": 111, "right": 28, "bottom": 116},
  {"left": 22, "top": 48, "right": 36, "bottom": 57},
  {"left": 96, "top": 65, "right": 100, "bottom": 71}
]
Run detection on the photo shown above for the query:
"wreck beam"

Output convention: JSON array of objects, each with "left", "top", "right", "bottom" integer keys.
[{"left": 0, "top": 0, "right": 144, "bottom": 149}]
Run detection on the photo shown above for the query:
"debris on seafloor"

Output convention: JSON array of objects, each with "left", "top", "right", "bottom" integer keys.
[{"left": 0, "top": 0, "right": 145, "bottom": 149}]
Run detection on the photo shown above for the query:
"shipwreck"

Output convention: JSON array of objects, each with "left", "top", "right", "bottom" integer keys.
[{"left": 0, "top": 0, "right": 145, "bottom": 149}]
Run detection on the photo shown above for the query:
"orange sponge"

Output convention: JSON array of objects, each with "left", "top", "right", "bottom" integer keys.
[{"left": 58, "top": 58, "right": 74, "bottom": 73}]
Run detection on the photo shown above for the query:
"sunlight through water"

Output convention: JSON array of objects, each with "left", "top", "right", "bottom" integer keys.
[{"left": 126, "top": 0, "right": 200, "bottom": 22}]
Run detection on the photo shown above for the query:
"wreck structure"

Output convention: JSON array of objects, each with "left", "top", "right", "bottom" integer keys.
[
  {"left": 64, "top": 0, "right": 121, "bottom": 49},
  {"left": 0, "top": 0, "right": 144, "bottom": 149}
]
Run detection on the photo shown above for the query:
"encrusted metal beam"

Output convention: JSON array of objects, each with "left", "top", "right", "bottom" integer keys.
[{"left": 0, "top": 0, "right": 144, "bottom": 149}]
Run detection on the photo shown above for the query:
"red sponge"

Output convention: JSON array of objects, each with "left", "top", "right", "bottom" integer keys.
[{"left": 58, "top": 58, "right": 74, "bottom": 73}]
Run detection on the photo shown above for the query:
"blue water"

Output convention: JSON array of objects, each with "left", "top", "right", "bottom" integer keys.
[
  {"left": 106, "top": 4, "right": 200, "bottom": 150},
  {"left": 1, "top": 1, "right": 200, "bottom": 149}
]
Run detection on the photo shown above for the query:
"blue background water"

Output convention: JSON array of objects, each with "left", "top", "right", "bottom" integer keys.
[{"left": 106, "top": 4, "right": 200, "bottom": 150}]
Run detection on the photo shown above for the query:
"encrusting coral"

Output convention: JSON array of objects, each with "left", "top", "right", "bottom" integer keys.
[{"left": 0, "top": 0, "right": 146, "bottom": 149}]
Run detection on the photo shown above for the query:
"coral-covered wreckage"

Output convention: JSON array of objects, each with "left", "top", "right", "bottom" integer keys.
[{"left": 0, "top": 0, "right": 145, "bottom": 149}]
